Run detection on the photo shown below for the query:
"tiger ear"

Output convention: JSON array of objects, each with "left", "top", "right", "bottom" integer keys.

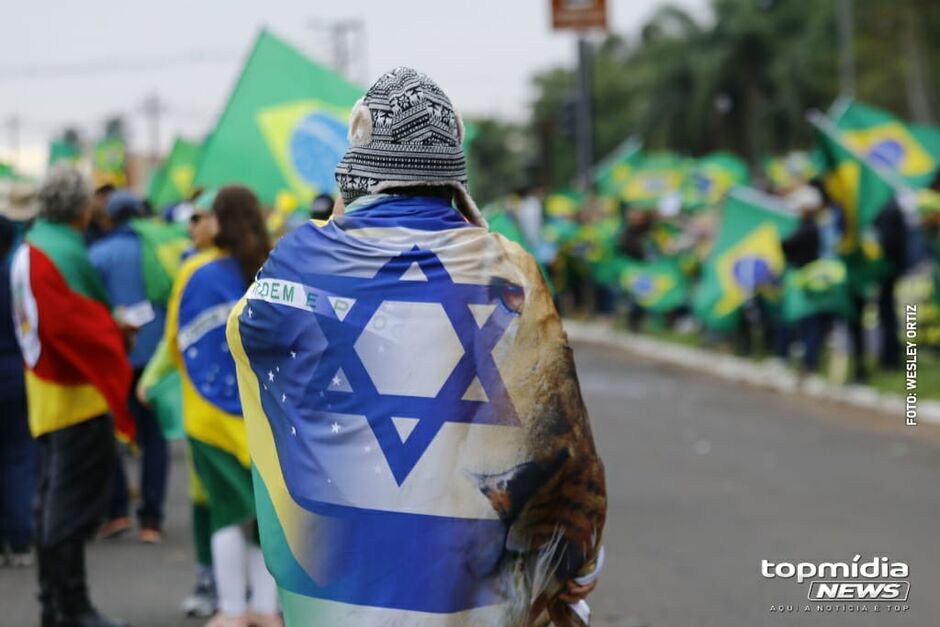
[{"left": 348, "top": 99, "right": 372, "bottom": 147}]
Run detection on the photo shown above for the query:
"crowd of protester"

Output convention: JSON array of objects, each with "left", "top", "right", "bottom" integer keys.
[
  {"left": 489, "top": 171, "right": 940, "bottom": 382},
  {"left": 0, "top": 167, "right": 331, "bottom": 627}
]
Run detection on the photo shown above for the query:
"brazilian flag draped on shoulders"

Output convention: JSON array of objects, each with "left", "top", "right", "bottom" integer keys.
[
  {"left": 150, "top": 138, "right": 202, "bottom": 211},
  {"left": 829, "top": 99, "right": 940, "bottom": 189},
  {"left": 165, "top": 248, "right": 254, "bottom": 530},
  {"left": 193, "top": 30, "right": 362, "bottom": 206},
  {"left": 693, "top": 188, "right": 797, "bottom": 330}
]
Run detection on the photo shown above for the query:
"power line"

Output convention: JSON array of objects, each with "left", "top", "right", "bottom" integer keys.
[{"left": 0, "top": 49, "right": 240, "bottom": 80}]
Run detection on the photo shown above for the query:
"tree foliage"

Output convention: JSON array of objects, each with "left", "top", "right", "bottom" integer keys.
[{"left": 521, "top": 0, "right": 940, "bottom": 190}]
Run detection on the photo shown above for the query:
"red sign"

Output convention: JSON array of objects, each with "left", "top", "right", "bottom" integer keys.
[{"left": 551, "top": 0, "right": 608, "bottom": 31}]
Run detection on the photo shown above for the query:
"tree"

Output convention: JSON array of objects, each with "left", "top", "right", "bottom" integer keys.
[{"left": 466, "top": 118, "right": 530, "bottom": 206}]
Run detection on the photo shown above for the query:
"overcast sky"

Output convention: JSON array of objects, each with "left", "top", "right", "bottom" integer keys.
[{"left": 0, "top": 0, "right": 708, "bottom": 174}]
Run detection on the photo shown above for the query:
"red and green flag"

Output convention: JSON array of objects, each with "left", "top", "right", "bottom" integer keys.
[
  {"left": 194, "top": 30, "right": 362, "bottom": 206},
  {"left": 11, "top": 220, "right": 134, "bottom": 439}
]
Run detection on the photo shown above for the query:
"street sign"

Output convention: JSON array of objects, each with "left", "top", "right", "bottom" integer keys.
[{"left": 551, "top": 0, "right": 608, "bottom": 31}]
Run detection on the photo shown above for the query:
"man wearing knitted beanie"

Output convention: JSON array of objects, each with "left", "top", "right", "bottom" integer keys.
[{"left": 228, "top": 67, "right": 607, "bottom": 627}]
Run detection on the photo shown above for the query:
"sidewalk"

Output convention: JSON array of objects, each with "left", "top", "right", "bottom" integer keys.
[{"left": 564, "top": 318, "right": 940, "bottom": 426}]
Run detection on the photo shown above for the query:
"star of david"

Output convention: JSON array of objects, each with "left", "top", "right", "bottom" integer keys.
[{"left": 304, "top": 246, "right": 519, "bottom": 485}]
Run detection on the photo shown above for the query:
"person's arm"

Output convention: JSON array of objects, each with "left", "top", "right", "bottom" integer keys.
[{"left": 136, "top": 339, "right": 173, "bottom": 405}]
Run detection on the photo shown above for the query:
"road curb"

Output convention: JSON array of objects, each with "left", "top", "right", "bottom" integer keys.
[{"left": 564, "top": 318, "right": 940, "bottom": 426}]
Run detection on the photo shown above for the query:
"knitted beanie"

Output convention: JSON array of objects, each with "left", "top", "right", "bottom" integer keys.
[{"left": 334, "top": 67, "right": 485, "bottom": 226}]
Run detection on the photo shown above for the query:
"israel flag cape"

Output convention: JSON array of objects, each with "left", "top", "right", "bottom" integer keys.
[{"left": 227, "top": 195, "right": 606, "bottom": 626}]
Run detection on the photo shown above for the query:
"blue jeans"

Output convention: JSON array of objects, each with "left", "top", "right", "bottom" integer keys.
[
  {"left": 110, "top": 369, "right": 169, "bottom": 528},
  {"left": 0, "top": 395, "right": 37, "bottom": 550}
]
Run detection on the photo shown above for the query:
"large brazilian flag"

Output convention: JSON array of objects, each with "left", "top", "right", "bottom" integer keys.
[
  {"left": 810, "top": 112, "right": 899, "bottom": 254},
  {"left": 693, "top": 188, "right": 797, "bottom": 330},
  {"left": 194, "top": 30, "right": 362, "bottom": 206},
  {"left": 829, "top": 99, "right": 940, "bottom": 189}
]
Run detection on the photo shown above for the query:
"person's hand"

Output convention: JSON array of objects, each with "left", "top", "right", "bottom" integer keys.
[
  {"left": 556, "top": 578, "right": 597, "bottom": 604},
  {"left": 117, "top": 321, "right": 139, "bottom": 350},
  {"left": 136, "top": 381, "right": 151, "bottom": 408}
]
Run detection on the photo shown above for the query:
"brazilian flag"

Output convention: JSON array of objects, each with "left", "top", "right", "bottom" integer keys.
[
  {"left": 92, "top": 137, "right": 128, "bottom": 188},
  {"left": 782, "top": 258, "right": 851, "bottom": 322},
  {"left": 763, "top": 151, "right": 818, "bottom": 192},
  {"left": 194, "top": 30, "right": 362, "bottom": 206},
  {"left": 48, "top": 139, "right": 81, "bottom": 167},
  {"left": 150, "top": 138, "right": 202, "bottom": 211},
  {"left": 693, "top": 188, "right": 797, "bottom": 330},
  {"left": 620, "top": 257, "right": 687, "bottom": 313},
  {"left": 810, "top": 112, "right": 898, "bottom": 254},
  {"left": 682, "top": 152, "right": 750, "bottom": 211},
  {"left": 830, "top": 99, "right": 940, "bottom": 189},
  {"left": 593, "top": 137, "right": 643, "bottom": 198},
  {"left": 129, "top": 219, "right": 191, "bottom": 305},
  {"left": 619, "top": 153, "right": 688, "bottom": 207}
]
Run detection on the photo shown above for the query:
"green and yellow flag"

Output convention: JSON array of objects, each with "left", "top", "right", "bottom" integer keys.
[
  {"left": 619, "top": 153, "right": 688, "bottom": 207},
  {"left": 682, "top": 151, "right": 750, "bottom": 211},
  {"left": 593, "top": 137, "right": 643, "bottom": 198},
  {"left": 693, "top": 188, "right": 797, "bottom": 330},
  {"left": 92, "top": 136, "right": 128, "bottom": 188},
  {"left": 194, "top": 30, "right": 362, "bottom": 206},
  {"left": 781, "top": 258, "right": 851, "bottom": 322},
  {"left": 830, "top": 99, "right": 940, "bottom": 189},
  {"left": 620, "top": 257, "right": 687, "bottom": 313},
  {"left": 810, "top": 112, "right": 898, "bottom": 254},
  {"left": 763, "top": 151, "right": 818, "bottom": 192},
  {"left": 150, "top": 138, "right": 202, "bottom": 210},
  {"left": 129, "top": 219, "right": 191, "bottom": 305},
  {"left": 48, "top": 139, "right": 81, "bottom": 167}
]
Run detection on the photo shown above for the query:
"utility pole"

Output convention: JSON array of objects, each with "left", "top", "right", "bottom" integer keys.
[
  {"left": 308, "top": 19, "right": 366, "bottom": 82},
  {"left": 901, "top": 9, "right": 933, "bottom": 124},
  {"left": 837, "top": 0, "right": 856, "bottom": 98},
  {"left": 575, "top": 37, "right": 594, "bottom": 190},
  {"left": 5, "top": 115, "right": 20, "bottom": 168},
  {"left": 140, "top": 93, "right": 165, "bottom": 172}
]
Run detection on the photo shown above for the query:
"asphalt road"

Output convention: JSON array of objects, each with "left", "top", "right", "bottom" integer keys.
[{"left": 2, "top": 342, "right": 938, "bottom": 627}]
